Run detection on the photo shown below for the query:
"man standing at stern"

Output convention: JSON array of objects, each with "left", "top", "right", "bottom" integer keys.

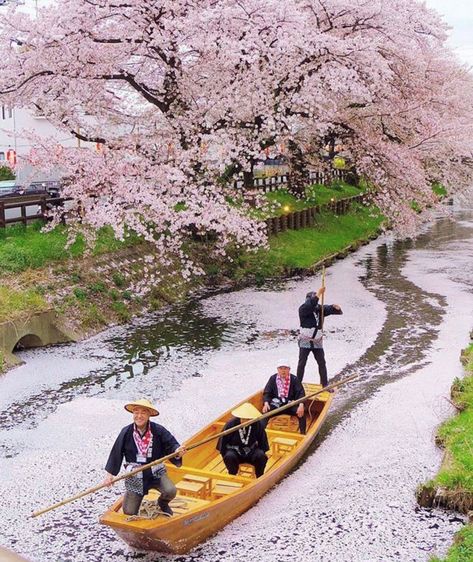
[{"left": 297, "top": 287, "right": 343, "bottom": 386}]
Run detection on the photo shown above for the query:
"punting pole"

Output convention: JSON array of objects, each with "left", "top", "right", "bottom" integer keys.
[
  {"left": 319, "top": 265, "right": 326, "bottom": 331},
  {"left": 32, "top": 373, "right": 358, "bottom": 518}
]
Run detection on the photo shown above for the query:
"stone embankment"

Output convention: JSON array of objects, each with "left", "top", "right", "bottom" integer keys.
[{"left": 0, "top": 310, "right": 74, "bottom": 368}]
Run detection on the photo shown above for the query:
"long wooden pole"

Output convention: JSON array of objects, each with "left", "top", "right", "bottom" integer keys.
[
  {"left": 32, "top": 373, "right": 358, "bottom": 518},
  {"left": 319, "top": 265, "right": 326, "bottom": 331}
]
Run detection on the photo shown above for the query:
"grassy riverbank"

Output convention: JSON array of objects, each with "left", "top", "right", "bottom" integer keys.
[
  {"left": 228, "top": 203, "right": 383, "bottom": 282},
  {"left": 255, "top": 181, "right": 362, "bottom": 217},
  {"left": 0, "top": 183, "right": 361, "bottom": 276},
  {"left": 0, "top": 222, "right": 139, "bottom": 274},
  {"left": 427, "top": 343, "right": 473, "bottom": 562}
]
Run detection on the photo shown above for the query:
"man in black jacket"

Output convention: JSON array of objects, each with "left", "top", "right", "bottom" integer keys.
[
  {"left": 104, "top": 398, "right": 185, "bottom": 516},
  {"left": 262, "top": 361, "right": 306, "bottom": 434},
  {"left": 297, "top": 287, "right": 343, "bottom": 385},
  {"left": 217, "top": 402, "right": 269, "bottom": 477}
]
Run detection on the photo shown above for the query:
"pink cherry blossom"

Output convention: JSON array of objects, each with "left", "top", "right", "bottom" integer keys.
[{"left": 0, "top": 0, "right": 471, "bottom": 268}]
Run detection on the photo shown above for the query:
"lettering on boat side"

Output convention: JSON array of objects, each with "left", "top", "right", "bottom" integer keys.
[{"left": 183, "top": 513, "right": 210, "bottom": 526}]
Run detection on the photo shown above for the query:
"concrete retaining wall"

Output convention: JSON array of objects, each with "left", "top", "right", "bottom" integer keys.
[{"left": 0, "top": 310, "right": 75, "bottom": 369}]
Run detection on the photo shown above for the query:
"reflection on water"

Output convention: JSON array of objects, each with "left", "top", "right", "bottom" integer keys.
[
  {"left": 314, "top": 212, "right": 473, "bottom": 445},
  {"left": 0, "top": 299, "right": 260, "bottom": 432}
]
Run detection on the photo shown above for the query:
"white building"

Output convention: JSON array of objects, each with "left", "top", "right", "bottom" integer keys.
[{"left": 0, "top": 105, "right": 92, "bottom": 185}]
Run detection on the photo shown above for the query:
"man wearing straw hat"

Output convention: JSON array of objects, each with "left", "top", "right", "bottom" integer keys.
[
  {"left": 217, "top": 402, "right": 269, "bottom": 478},
  {"left": 104, "top": 398, "right": 185, "bottom": 517}
]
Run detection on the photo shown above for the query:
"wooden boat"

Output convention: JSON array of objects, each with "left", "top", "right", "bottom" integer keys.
[
  {"left": 100, "top": 383, "right": 333, "bottom": 554},
  {"left": 0, "top": 547, "right": 31, "bottom": 561}
]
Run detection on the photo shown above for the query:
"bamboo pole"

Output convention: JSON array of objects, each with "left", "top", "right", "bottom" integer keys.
[{"left": 32, "top": 373, "right": 358, "bottom": 518}]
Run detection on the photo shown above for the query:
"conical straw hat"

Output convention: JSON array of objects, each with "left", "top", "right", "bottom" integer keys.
[
  {"left": 231, "top": 402, "right": 261, "bottom": 420},
  {"left": 124, "top": 398, "right": 159, "bottom": 416}
]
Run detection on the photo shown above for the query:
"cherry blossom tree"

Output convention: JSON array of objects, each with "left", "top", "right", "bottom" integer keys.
[
  {"left": 0, "top": 0, "right": 289, "bottom": 270},
  {"left": 0, "top": 0, "right": 472, "bottom": 266},
  {"left": 256, "top": 0, "right": 473, "bottom": 227}
]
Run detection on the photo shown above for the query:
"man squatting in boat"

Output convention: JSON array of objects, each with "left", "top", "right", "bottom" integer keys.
[
  {"left": 103, "top": 399, "right": 185, "bottom": 516},
  {"left": 297, "top": 287, "right": 343, "bottom": 386},
  {"left": 217, "top": 402, "right": 269, "bottom": 477},
  {"left": 262, "top": 359, "right": 306, "bottom": 434}
]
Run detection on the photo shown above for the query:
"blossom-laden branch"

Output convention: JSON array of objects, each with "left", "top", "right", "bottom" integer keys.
[{"left": 0, "top": 0, "right": 471, "bottom": 269}]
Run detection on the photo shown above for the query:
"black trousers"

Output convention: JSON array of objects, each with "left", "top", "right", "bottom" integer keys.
[
  {"left": 222, "top": 448, "right": 268, "bottom": 477},
  {"left": 297, "top": 346, "right": 328, "bottom": 386},
  {"left": 262, "top": 405, "right": 307, "bottom": 435}
]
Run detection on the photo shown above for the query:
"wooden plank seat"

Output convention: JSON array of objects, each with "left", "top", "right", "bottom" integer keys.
[
  {"left": 168, "top": 465, "right": 251, "bottom": 483},
  {"left": 176, "top": 479, "right": 207, "bottom": 499},
  {"left": 179, "top": 474, "right": 212, "bottom": 498},
  {"left": 271, "top": 436, "right": 298, "bottom": 457},
  {"left": 202, "top": 454, "right": 227, "bottom": 474},
  {"left": 237, "top": 463, "right": 255, "bottom": 478},
  {"left": 267, "top": 414, "right": 300, "bottom": 433},
  {"left": 212, "top": 479, "right": 243, "bottom": 499}
]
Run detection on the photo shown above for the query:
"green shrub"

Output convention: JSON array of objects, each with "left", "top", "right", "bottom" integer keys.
[
  {"left": 112, "top": 301, "right": 131, "bottom": 321},
  {"left": 109, "top": 289, "right": 120, "bottom": 301},
  {"left": 112, "top": 272, "right": 125, "bottom": 288},
  {"left": 73, "top": 288, "right": 87, "bottom": 301},
  {"left": 87, "top": 281, "right": 107, "bottom": 294},
  {"left": 432, "top": 182, "right": 447, "bottom": 197},
  {"left": 0, "top": 165, "right": 15, "bottom": 180}
]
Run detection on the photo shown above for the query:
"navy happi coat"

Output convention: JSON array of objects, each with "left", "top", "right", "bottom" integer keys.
[{"left": 105, "top": 421, "right": 181, "bottom": 495}]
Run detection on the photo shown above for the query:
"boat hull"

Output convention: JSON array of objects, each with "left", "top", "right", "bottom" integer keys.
[{"left": 100, "top": 385, "right": 332, "bottom": 553}]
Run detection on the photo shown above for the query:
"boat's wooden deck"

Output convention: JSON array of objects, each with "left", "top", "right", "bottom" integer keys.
[{"left": 132, "top": 384, "right": 330, "bottom": 519}]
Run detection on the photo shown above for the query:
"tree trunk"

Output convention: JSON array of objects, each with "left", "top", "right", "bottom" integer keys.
[
  {"left": 243, "top": 170, "right": 254, "bottom": 189},
  {"left": 286, "top": 140, "right": 309, "bottom": 197}
]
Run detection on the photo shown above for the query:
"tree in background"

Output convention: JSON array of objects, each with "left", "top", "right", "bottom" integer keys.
[
  {"left": 0, "top": 165, "right": 15, "bottom": 181},
  {"left": 0, "top": 0, "right": 286, "bottom": 271},
  {"left": 262, "top": 0, "right": 473, "bottom": 229},
  {"left": 0, "top": 0, "right": 472, "bottom": 269}
]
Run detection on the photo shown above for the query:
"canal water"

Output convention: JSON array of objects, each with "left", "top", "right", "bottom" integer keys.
[{"left": 0, "top": 205, "right": 472, "bottom": 562}]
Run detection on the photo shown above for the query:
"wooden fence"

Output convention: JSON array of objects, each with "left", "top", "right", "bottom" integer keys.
[
  {"left": 234, "top": 169, "right": 347, "bottom": 192},
  {"left": 265, "top": 194, "right": 365, "bottom": 236},
  {"left": 0, "top": 195, "right": 67, "bottom": 228}
]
